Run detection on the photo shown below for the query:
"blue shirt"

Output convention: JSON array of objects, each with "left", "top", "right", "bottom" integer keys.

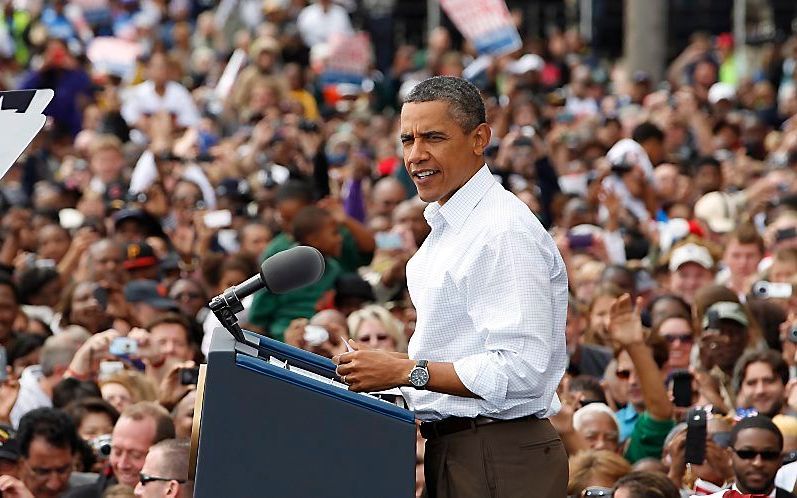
[{"left": 616, "top": 403, "right": 639, "bottom": 442}]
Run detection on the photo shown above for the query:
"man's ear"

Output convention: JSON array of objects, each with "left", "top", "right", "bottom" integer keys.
[{"left": 472, "top": 123, "right": 492, "bottom": 155}]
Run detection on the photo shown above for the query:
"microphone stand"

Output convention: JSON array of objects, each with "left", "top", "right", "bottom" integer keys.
[{"left": 208, "top": 287, "right": 248, "bottom": 344}]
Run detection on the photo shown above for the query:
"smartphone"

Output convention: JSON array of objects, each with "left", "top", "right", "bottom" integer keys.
[
  {"left": 204, "top": 209, "right": 232, "bottom": 229},
  {"left": 671, "top": 370, "right": 693, "bottom": 408},
  {"left": 109, "top": 337, "right": 138, "bottom": 357},
  {"left": 567, "top": 232, "right": 593, "bottom": 250},
  {"left": 180, "top": 367, "right": 200, "bottom": 385},
  {"left": 752, "top": 281, "right": 792, "bottom": 299},
  {"left": 685, "top": 407, "right": 707, "bottom": 465},
  {"left": 375, "top": 232, "right": 404, "bottom": 251},
  {"left": 98, "top": 360, "right": 124, "bottom": 379},
  {"left": 0, "top": 345, "right": 6, "bottom": 382},
  {"left": 93, "top": 287, "right": 109, "bottom": 310}
]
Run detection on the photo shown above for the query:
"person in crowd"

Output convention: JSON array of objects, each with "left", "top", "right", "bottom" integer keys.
[
  {"left": 133, "top": 439, "right": 193, "bottom": 498},
  {"left": 64, "top": 402, "right": 176, "bottom": 497}
]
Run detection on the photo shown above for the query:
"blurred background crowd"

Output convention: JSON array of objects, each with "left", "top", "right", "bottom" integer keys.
[{"left": 2, "top": 0, "right": 797, "bottom": 497}]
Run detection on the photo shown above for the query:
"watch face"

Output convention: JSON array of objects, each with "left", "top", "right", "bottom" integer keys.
[{"left": 410, "top": 367, "right": 429, "bottom": 387}]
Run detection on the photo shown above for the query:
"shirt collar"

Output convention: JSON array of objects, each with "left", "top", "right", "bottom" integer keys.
[{"left": 423, "top": 164, "right": 495, "bottom": 232}]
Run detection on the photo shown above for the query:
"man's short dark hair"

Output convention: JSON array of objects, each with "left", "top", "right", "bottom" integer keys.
[
  {"left": 569, "top": 376, "right": 607, "bottom": 405},
  {"left": 404, "top": 76, "right": 486, "bottom": 132},
  {"left": 732, "top": 349, "right": 789, "bottom": 394},
  {"left": 292, "top": 206, "right": 332, "bottom": 245},
  {"left": 275, "top": 180, "right": 315, "bottom": 205},
  {"left": 18, "top": 407, "right": 81, "bottom": 457},
  {"left": 52, "top": 378, "right": 102, "bottom": 409},
  {"left": 631, "top": 122, "right": 664, "bottom": 145},
  {"left": 145, "top": 313, "right": 194, "bottom": 344},
  {"left": 730, "top": 415, "right": 783, "bottom": 450},
  {"left": 693, "top": 156, "right": 721, "bottom": 171}
]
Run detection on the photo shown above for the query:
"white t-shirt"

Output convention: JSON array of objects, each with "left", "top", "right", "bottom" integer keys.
[
  {"left": 121, "top": 80, "right": 200, "bottom": 128},
  {"left": 296, "top": 2, "right": 352, "bottom": 48},
  {"left": 10, "top": 365, "right": 52, "bottom": 428}
]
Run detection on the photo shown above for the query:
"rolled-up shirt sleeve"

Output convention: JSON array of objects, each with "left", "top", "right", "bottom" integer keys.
[{"left": 453, "top": 229, "right": 565, "bottom": 411}]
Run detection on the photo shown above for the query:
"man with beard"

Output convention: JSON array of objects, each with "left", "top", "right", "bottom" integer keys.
[
  {"left": 734, "top": 351, "right": 789, "bottom": 418},
  {"left": 695, "top": 415, "right": 796, "bottom": 497}
]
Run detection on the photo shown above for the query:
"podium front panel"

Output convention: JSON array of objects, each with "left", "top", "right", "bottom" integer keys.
[{"left": 193, "top": 329, "right": 416, "bottom": 497}]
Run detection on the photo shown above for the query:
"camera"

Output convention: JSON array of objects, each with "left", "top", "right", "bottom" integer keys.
[
  {"left": 180, "top": 367, "right": 200, "bottom": 385},
  {"left": 90, "top": 434, "right": 112, "bottom": 459},
  {"left": 752, "top": 281, "right": 792, "bottom": 299},
  {"left": 788, "top": 326, "right": 797, "bottom": 344}
]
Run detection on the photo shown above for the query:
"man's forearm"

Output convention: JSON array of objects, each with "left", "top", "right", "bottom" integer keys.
[{"left": 626, "top": 343, "right": 673, "bottom": 420}]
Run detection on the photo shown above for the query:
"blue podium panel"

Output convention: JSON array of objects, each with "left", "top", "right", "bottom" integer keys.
[{"left": 193, "top": 329, "right": 416, "bottom": 498}]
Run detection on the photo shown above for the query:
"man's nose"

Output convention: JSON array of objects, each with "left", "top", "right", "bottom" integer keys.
[{"left": 407, "top": 141, "right": 428, "bottom": 165}]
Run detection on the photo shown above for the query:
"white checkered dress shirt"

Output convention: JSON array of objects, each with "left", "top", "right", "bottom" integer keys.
[{"left": 401, "top": 165, "right": 569, "bottom": 421}]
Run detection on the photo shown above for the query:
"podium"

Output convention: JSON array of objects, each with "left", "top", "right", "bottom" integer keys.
[{"left": 191, "top": 328, "right": 416, "bottom": 497}]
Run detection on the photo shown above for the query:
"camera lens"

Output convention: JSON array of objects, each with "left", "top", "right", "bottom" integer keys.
[
  {"left": 100, "top": 442, "right": 111, "bottom": 456},
  {"left": 789, "top": 326, "right": 797, "bottom": 344}
]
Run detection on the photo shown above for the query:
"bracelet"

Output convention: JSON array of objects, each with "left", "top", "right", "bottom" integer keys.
[{"left": 65, "top": 368, "right": 92, "bottom": 382}]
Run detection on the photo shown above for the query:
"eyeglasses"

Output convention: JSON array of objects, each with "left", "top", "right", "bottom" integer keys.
[
  {"left": 139, "top": 472, "right": 186, "bottom": 486},
  {"left": 26, "top": 463, "right": 71, "bottom": 479},
  {"left": 615, "top": 369, "right": 631, "bottom": 380},
  {"left": 663, "top": 333, "right": 693, "bottom": 344},
  {"left": 731, "top": 448, "right": 781, "bottom": 461}
]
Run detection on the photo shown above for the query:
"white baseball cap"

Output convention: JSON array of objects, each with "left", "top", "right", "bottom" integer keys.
[{"left": 668, "top": 243, "right": 714, "bottom": 272}]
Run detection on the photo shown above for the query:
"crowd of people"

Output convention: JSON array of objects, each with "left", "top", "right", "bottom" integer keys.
[{"left": 1, "top": 0, "right": 797, "bottom": 496}]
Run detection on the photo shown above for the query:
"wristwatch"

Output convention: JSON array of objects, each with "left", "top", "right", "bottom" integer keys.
[{"left": 408, "top": 360, "right": 430, "bottom": 389}]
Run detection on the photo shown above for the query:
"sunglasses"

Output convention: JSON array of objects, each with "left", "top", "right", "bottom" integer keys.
[
  {"left": 663, "top": 333, "right": 693, "bottom": 344},
  {"left": 139, "top": 472, "right": 186, "bottom": 486},
  {"left": 731, "top": 448, "right": 781, "bottom": 461},
  {"left": 359, "top": 334, "right": 390, "bottom": 343},
  {"left": 615, "top": 369, "right": 631, "bottom": 380}
]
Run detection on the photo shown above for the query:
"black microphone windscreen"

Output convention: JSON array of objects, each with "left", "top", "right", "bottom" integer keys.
[{"left": 261, "top": 246, "right": 325, "bottom": 294}]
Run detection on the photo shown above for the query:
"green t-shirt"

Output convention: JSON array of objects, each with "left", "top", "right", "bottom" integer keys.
[
  {"left": 624, "top": 411, "right": 675, "bottom": 464},
  {"left": 260, "top": 227, "right": 372, "bottom": 273},
  {"left": 248, "top": 243, "right": 343, "bottom": 341}
]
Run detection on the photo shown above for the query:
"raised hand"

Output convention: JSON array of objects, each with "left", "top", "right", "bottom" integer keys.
[{"left": 607, "top": 294, "right": 645, "bottom": 348}]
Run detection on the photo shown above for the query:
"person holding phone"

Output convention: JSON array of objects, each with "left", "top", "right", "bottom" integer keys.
[{"left": 333, "top": 77, "right": 570, "bottom": 497}]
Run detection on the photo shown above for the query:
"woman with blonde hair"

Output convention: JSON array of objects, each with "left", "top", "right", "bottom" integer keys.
[
  {"left": 347, "top": 304, "right": 407, "bottom": 353},
  {"left": 99, "top": 370, "right": 158, "bottom": 414},
  {"left": 567, "top": 449, "right": 631, "bottom": 497}
]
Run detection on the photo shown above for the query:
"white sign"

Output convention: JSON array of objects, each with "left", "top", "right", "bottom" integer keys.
[{"left": 440, "top": 0, "right": 521, "bottom": 56}]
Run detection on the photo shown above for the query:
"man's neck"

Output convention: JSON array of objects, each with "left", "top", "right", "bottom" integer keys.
[
  {"left": 736, "top": 481, "right": 775, "bottom": 496},
  {"left": 153, "top": 82, "right": 167, "bottom": 95},
  {"left": 39, "top": 375, "right": 56, "bottom": 398}
]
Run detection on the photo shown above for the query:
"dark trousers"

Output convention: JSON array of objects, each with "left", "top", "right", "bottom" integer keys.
[{"left": 423, "top": 417, "right": 568, "bottom": 498}]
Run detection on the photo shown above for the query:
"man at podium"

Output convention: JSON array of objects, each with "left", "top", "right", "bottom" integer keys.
[{"left": 334, "top": 76, "right": 569, "bottom": 498}]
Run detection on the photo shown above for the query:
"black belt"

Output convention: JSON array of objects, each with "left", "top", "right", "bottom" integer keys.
[{"left": 419, "top": 415, "right": 534, "bottom": 439}]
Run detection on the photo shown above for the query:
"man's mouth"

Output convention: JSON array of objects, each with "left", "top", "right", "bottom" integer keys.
[{"left": 412, "top": 169, "right": 439, "bottom": 179}]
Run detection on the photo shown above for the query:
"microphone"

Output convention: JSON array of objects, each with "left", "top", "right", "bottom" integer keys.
[{"left": 209, "top": 246, "right": 325, "bottom": 342}]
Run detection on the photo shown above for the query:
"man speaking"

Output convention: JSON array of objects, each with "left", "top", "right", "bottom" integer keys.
[{"left": 333, "top": 76, "right": 569, "bottom": 497}]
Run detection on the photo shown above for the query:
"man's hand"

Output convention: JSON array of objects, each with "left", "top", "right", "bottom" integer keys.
[
  {"left": 333, "top": 342, "right": 414, "bottom": 392},
  {"left": 0, "top": 475, "right": 35, "bottom": 498},
  {"left": 158, "top": 361, "right": 196, "bottom": 411},
  {"left": 607, "top": 294, "right": 645, "bottom": 349},
  {"left": 67, "top": 329, "right": 122, "bottom": 378}
]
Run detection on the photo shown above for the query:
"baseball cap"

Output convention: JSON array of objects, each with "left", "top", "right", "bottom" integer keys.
[
  {"left": 0, "top": 437, "right": 20, "bottom": 461},
  {"left": 668, "top": 243, "right": 714, "bottom": 272},
  {"left": 124, "top": 280, "right": 178, "bottom": 310},
  {"left": 694, "top": 191, "right": 737, "bottom": 233},
  {"left": 708, "top": 82, "right": 736, "bottom": 105},
  {"left": 702, "top": 301, "right": 749, "bottom": 329},
  {"left": 123, "top": 242, "right": 159, "bottom": 270}
]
